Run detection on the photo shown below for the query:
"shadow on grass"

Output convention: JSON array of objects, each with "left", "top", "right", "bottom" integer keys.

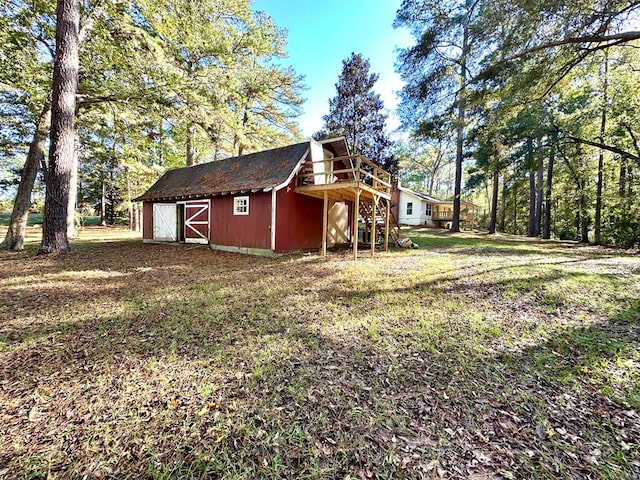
[{"left": 404, "top": 228, "right": 629, "bottom": 260}]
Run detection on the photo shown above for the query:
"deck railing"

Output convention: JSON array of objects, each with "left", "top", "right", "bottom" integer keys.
[
  {"left": 433, "top": 210, "right": 473, "bottom": 221},
  {"left": 296, "top": 155, "right": 392, "bottom": 196}
]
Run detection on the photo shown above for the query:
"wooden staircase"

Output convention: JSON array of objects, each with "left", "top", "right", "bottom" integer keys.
[{"left": 358, "top": 199, "right": 401, "bottom": 247}]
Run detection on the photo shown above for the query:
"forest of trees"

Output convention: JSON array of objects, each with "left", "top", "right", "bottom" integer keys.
[
  {"left": 394, "top": 0, "right": 640, "bottom": 244},
  {"left": 1, "top": 0, "right": 304, "bottom": 252},
  {"left": 1, "top": 0, "right": 639, "bottom": 252}
]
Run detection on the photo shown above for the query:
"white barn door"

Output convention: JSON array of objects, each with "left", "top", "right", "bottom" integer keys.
[{"left": 153, "top": 203, "right": 177, "bottom": 241}]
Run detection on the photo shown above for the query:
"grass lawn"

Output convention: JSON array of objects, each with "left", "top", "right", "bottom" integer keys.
[
  {"left": 0, "top": 213, "right": 107, "bottom": 227},
  {"left": 1, "top": 226, "right": 638, "bottom": 479},
  {"left": 0, "top": 213, "right": 44, "bottom": 227}
]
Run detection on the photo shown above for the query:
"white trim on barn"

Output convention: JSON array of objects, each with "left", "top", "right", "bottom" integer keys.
[
  {"left": 271, "top": 189, "right": 277, "bottom": 252},
  {"left": 274, "top": 147, "right": 311, "bottom": 193}
]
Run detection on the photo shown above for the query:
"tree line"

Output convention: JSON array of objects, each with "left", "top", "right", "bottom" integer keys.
[
  {"left": 394, "top": 0, "right": 640, "bottom": 246},
  {"left": 1, "top": 0, "right": 304, "bottom": 252},
  {"left": 2, "top": 0, "right": 639, "bottom": 252}
]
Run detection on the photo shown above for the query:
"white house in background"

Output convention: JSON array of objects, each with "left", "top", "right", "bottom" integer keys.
[
  {"left": 397, "top": 183, "right": 440, "bottom": 226},
  {"left": 395, "top": 180, "right": 478, "bottom": 229}
]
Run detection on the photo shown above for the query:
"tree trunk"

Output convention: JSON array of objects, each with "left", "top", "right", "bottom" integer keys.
[
  {"left": 1, "top": 105, "right": 51, "bottom": 251},
  {"left": 100, "top": 171, "right": 106, "bottom": 226},
  {"left": 427, "top": 149, "right": 442, "bottom": 197},
  {"left": 534, "top": 154, "right": 543, "bottom": 236},
  {"left": 543, "top": 144, "right": 555, "bottom": 239},
  {"left": 499, "top": 174, "right": 506, "bottom": 233},
  {"left": 451, "top": 14, "right": 470, "bottom": 233},
  {"left": 109, "top": 160, "right": 116, "bottom": 225},
  {"left": 513, "top": 181, "right": 518, "bottom": 234},
  {"left": 595, "top": 53, "right": 608, "bottom": 245},
  {"left": 131, "top": 202, "right": 141, "bottom": 232},
  {"left": 39, "top": 0, "right": 80, "bottom": 255},
  {"left": 580, "top": 188, "right": 589, "bottom": 243},
  {"left": 575, "top": 209, "right": 581, "bottom": 240},
  {"left": 186, "top": 124, "right": 196, "bottom": 166},
  {"left": 527, "top": 169, "right": 536, "bottom": 237},
  {"left": 488, "top": 170, "right": 499, "bottom": 234},
  {"left": 66, "top": 131, "right": 79, "bottom": 238},
  {"left": 126, "top": 166, "right": 133, "bottom": 230}
]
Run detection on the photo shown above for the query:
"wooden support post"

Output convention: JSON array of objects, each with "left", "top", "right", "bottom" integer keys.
[
  {"left": 322, "top": 190, "right": 328, "bottom": 256},
  {"left": 371, "top": 197, "right": 376, "bottom": 258},
  {"left": 353, "top": 189, "right": 360, "bottom": 261},
  {"left": 384, "top": 197, "right": 390, "bottom": 251}
]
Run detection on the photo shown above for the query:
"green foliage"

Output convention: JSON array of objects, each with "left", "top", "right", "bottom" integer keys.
[
  {"left": 395, "top": 135, "right": 454, "bottom": 199},
  {"left": 0, "top": 0, "right": 305, "bottom": 233},
  {"left": 395, "top": 0, "right": 640, "bottom": 244},
  {"left": 0, "top": 199, "right": 13, "bottom": 213},
  {"left": 316, "top": 53, "right": 394, "bottom": 170},
  {"left": 602, "top": 208, "right": 640, "bottom": 248},
  {"left": 129, "top": 0, "right": 304, "bottom": 162}
]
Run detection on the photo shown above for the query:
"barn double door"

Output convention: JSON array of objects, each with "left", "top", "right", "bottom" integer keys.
[
  {"left": 153, "top": 201, "right": 210, "bottom": 244},
  {"left": 181, "top": 200, "right": 210, "bottom": 244}
]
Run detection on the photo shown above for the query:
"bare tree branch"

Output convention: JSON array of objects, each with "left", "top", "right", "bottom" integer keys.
[
  {"left": 564, "top": 134, "right": 640, "bottom": 161},
  {"left": 475, "top": 31, "right": 640, "bottom": 81}
]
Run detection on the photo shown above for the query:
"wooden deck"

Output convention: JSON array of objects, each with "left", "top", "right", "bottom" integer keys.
[{"left": 295, "top": 155, "right": 395, "bottom": 259}]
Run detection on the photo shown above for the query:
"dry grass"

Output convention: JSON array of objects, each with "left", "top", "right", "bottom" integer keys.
[{"left": 1, "top": 226, "right": 639, "bottom": 479}]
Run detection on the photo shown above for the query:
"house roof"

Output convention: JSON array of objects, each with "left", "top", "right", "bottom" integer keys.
[
  {"left": 398, "top": 185, "right": 442, "bottom": 203},
  {"left": 135, "top": 142, "right": 310, "bottom": 202},
  {"left": 398, "top": 184, "right": 479, "bottom": 209}
]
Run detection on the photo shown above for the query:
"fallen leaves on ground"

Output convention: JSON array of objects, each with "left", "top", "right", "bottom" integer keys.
[{"left": 0, "top": 227, "right": 638, "bottom": 479}]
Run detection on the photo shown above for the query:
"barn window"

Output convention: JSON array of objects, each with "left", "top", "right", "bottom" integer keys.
[
  {"left": 234, "top": 196, "right": 249, "bottom": 215},
  {"left": 406, "top": 202, "right": 413, "bottom": 215},
  {"left": 425, "top": 203, "right": 432, "bottom": 216}
]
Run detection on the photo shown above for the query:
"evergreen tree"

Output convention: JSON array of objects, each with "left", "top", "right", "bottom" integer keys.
[
  {"left": 315, "top": 53, "right": 394, "bottom": 172},
  {"left": 38, "top": 0, "right": 80, "bottom": 254},
  {"left": 395, "top": 0, "right": 487, "bottom": 232}
]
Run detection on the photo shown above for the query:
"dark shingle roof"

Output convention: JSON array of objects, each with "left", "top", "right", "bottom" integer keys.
[{"left": 136, "top": 142, "right": 310, "bottom": 202}]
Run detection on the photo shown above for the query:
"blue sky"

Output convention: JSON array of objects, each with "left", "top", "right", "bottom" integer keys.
[{"left": 252, "top": 0, "right": 413, "bottom": 138}]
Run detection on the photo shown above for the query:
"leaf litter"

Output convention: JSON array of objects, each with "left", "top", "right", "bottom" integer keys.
[{"left": 0, "top": 227, "right": 638, "bottom": 478}]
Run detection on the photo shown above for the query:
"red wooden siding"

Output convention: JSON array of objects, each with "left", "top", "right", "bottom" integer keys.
[
  {"left": 210, "top": 193, "right": 271, "bottom": 249},
  {"left": 142, "top": 201, "right": 153, "bottom": 239},
  {"left": 275, "top": 183, "right": 323, "bottom": 253},
  {"left": 143, "top": 188, "right": 335, "bottom": 254}
]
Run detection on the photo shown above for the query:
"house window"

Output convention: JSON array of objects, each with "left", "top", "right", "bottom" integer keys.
[
  {"left": 234, "top": 196, "right": 249, "bottom": 215},
  {"left": 406, "top": 202, "right": 413, "bottom": 215},
  {"left": 425, "top": 203, "right": 432, "bottom": 216}
]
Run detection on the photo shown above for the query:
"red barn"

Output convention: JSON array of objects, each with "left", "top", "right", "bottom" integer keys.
[{"left": 136, "top": 137, "right": 393, "bottom": 258}]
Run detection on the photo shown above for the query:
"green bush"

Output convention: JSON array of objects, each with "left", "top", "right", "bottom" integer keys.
[
  {"left": 602, "top": 213, "right": 640, "bottom": 248},
  {"left": 554, "top": 220, "right": 577, "bottom": 241}
]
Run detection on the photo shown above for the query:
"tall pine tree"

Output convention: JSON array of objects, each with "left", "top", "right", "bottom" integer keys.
[
  {"left": 395, "top": 0, "right": 487, "bottom": 232},
  {"left": 38, "top": 0, "right": 80, "bottom": 254},
  {"left": 315, "top": 53, "right": 394, "bottom": 173}
]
